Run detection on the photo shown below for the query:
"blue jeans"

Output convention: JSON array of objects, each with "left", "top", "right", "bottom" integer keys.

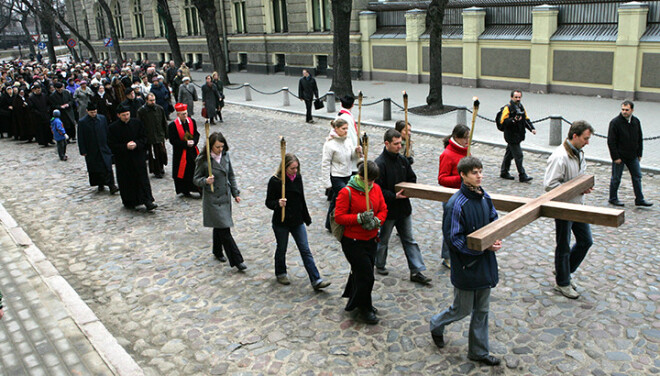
[
  {"left": 554, "top": 220, "right": 592, "bottom": 287},
  {"left": 375, "top": 214, "right": 427, "bottom": 274},
  {"left": 609, "top": 158, "right": 645, "bottom": 203},
  {"left": 273, "top": 223, "right": 322, "bottom": 285},
  {"left": 325, "top": 176, "right": 350, "bottom": 231},
  {"left": 430, "top": 287, "right": 491, "bottom": 359}
]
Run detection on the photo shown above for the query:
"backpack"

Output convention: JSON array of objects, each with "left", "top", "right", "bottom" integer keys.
[
  {"left": 330, "top": 187, "right": 352, "bottom": 242},
  {"left": 495, "top": 104, "right": 510, "bottom": 132}
]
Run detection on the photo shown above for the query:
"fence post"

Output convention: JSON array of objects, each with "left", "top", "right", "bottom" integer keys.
[
  {"left": 457, "top": 107, "right": 467, "bottom": 126},
  {"left": 383, "top": 98, "right": 392, "bottom": 121},
  {"left": 549, "top": 115, "right": 563, "bottom": 146},
  {"left": 326, "top": 91, "right": 335, "bottom": 113},
  {"left": 244, "top": 83, "right": 252, "bottom": 101},
  {"left": 282, "top": 87, "right": 290, "bottom": 107}
]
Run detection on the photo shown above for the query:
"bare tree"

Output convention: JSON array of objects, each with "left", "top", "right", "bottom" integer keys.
[
  {"left": 425, "top": 0, "right": 449, "bottom": 110},
  {"left": 36, "top": 0, "right": 58, "bottom": 63},
  {"left": 39, "top": 0, "right": 98, "bottom": 62},
  {"left": 329, "top": 0, "right": 354, "bottom": 99},
  {"left": 52, "top": 19, "right": 80, "bottom": 62},
  {"left": 156, "top": 0, "right": 183, "bottom": 67},
  {"left": 0, "top": 0, "right": 18, "bottom": 34},
  {"left": 96, "top": 0, "right": 122, "bottom": 63},
  {"left": 191, "top": 0, "right": 229, "bottom": 84}
]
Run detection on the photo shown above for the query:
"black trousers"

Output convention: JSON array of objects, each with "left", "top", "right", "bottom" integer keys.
[
  {"left": 147, "top": 143, "right": 167, "bottom": 175},
  {"left": 304, "top": 99, "right": 313, "bottom": 122},
  {"left": 213, "top": 228, "right": 244, "bottom": 266},
  {"left": 500, "top": 142, "right": 526, "bottom": 177},
  {"left": 341, "top": 237, "right": 377, "bottom": 312}
]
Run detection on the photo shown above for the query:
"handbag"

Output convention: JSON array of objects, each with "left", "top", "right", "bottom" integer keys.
[
  {"left": 314, "top": 98, "right": 324, "bottom": 110},
  {"left": 329, "top": 187, "right": 351, "bottom": 242},
  {"left": 201, "top": 107, "right": 207, "bottom": 119}
]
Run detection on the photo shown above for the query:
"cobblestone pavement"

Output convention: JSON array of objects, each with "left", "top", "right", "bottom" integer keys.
[
  {"left": 0, "top": 226, "right": 114, "bottom": 375},
  {"left": 0, "top": 105, "right": 658, "bottom": 375}
]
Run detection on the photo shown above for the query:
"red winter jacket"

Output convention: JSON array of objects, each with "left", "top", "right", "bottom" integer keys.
[
  {"left": 334, "top": 184, "right": 388, "bottom": 241},
  {"left": 438, "top": 139, "right": 468, "bottom": 189}
]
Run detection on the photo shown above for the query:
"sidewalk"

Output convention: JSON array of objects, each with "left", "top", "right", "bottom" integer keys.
[
  {"left": 190, "top": 71, "right": 660, "bottom": 172},
  {"left": 0, "top": 204, "right": 143, "bottom": 376}
]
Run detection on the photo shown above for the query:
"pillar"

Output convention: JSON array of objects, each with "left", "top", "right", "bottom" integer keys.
[
  {"left": 613, "top": 2, "right": 648, "bottom": 99},
  {"left": 405, "top": 9, "right": 426, "bottom": 83},
  {"left": 359, "top": 11, "right": 377, "bottom": 81},
  {"left": 530, "top": 5, "right": 558, "bottom": 93},
  {"left": 462, "top": 7, "right": 486, "bottom": 87}
]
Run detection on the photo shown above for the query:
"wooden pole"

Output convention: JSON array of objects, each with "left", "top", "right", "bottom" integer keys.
[
  {"left": 205, "top": 121, "right": 214, "bottom": 192},
  {"left": 357, "top": 91, "right": 363, "bottom": 139},
  {"left": 467, "top": 97, "right": 480, "bottom": 156},
  {"left": 362, "top": 133, "right": 370, "bottom": 211},
  {"left": 280, "top": 137, "right": 286, "bottom": 222},
  {"left": 403, "top": 91, "right": 411, "bottom": 157}
]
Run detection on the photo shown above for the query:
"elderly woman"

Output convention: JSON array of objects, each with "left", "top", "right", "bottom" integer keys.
[
  {"left": 177, "top": 76, "right": 198, "bottom": 116},
  {"left": 74, "top": 80, "right": 94, "bottom": 119},
  {"left": 201, "top": 75, "right": 222, "bottom": 125},
  {"left": 193, "top": 131, "right": 246, "bottom": 271}
]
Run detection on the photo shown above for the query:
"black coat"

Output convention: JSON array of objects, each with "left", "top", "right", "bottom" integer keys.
[
  {"left": 48, "top": 90, "right": 76, "bottom": 128},
  {"left": 501, "top": 101, "right": 535, "bottom": 144},
  {"left": 138, "top": 103, "right": 168, "bottom": 144},
  {"left": 607, "top": 113, "right": 643, "bottom": 161},
  {"left": 0, "top": 92, "right": 13, "bottom": 134},
  {"left": 265, "top": 174, "right": 312, "bottom": 227},
  {"left": 168, "top": 117, "right": 200, "bottom": 194},
  {"left": 78, "top": 114, "right": 114, "bottom": 186},
  {"left": 120, "top": 97, "right": 145, "bottom": 118},
  {"left": 93, "top": 92, "right": 117, "bottom": 122},
  {"left": 27, "top": 92, "right": 51, "bottom": 145},
  {"left": 374, "top": 147, "right": 416, "bottom": 220},
  {"left": 107, "top": 118, "right": 154, "bottom": 207},
  {"left": 298, "top": 76, "right": 318, "bottom": 101}
]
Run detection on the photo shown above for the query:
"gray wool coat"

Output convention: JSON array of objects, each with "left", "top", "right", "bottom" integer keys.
[
  {"left": 193, "top": 152, "right": 240, "bottom": 228},
  {"left": 177, "top": 83, "right": 198, "bottom": 116}
]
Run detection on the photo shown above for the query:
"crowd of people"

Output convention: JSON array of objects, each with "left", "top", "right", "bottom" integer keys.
[{"left": 0, "top": 56, "right": 654, "bottom": 368}]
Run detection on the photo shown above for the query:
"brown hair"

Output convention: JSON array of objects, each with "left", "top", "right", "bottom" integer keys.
[
  {"left": 200, "top": 131, "right": 229, "bottom": 156},
  {"left": 274, "top": 153, "right": 301, "bottom": 178},
  {"left": 331, "top": 117, "right": 348, "bottom": 129},
  {"left": 443, "top": 124, "right": 470, "bottom": 148}
]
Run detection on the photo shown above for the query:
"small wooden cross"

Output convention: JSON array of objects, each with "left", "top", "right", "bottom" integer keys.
[{"left": 395, "top": 174, "right": 625, "bottom": 251}]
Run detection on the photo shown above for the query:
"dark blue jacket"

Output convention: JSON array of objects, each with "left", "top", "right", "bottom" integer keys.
[{"left": 443, "top": 184, "right": 499, "bottom": 290}]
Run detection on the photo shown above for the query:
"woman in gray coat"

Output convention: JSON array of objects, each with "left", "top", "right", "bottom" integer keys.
[
  {"left": 193, "top": 131, "right": 246, "bottom": 270},
  {"left": 201, "top": 75, "right": 222, "bottom": 124},
  {"left": 177, "top": 77, "right": 198, "bottom": 115}
]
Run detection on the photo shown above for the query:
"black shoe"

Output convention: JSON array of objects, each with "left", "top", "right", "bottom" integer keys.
[
  {"left": 236, "top": 263, "right": 247, "bottom": 271},
  {"left": 154, "top": 174, "right": 164, "bottom": 179},
  {"left": 500, "top": 173, "right": 515, "bottom": 180},
  {"left": 519, "top": 175, "right": 533, "bottom": 183},
  {"left": 145, "top": 202, "right": 158, "bottom": 211},
  {"left": 431, "top": 333, "right": 445, "bottom": 348},
  {"left": 609, "top": 199, "right": 625, "bottom": 207},
  {"left": 124, "top": 205, "right": 136, "bottom": 210},
  {"left": 313, "top": 281, "right": 331, "bottom": 291},
  {"left": 411, "top": 272, "right": 432, "bottom": 285},
  {"left": 370, "top": 306, "right": 379, "bottom": 314},
  {"left": 376, "top": 267, "right": 389, "bottom": 276},
  {"left": 98, "top": 185, "right": 105, "bottom": 192},
  {"left": 358, "top": 310, "right": 379, "bottom": 325},
  {"left": 109, "top": 186, "right": 119, "bottom": 195},
  {"left": 215, "top": 254, "right": 227, "bottom": 262},
  {"left": 468, "top": 355, "right": 501, "bottom": 366},
  {"left": 635, "top": 200, "right": 653, "bottom": 207}
]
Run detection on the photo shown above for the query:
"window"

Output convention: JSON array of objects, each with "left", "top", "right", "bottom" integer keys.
[
  {"left": 83, "top": 14, "right": 91, "bottom": 40},
  {"left": 95, "top": 7, "right": 106, "bottom": 40},
  {"left": 132, "top": 0, "right": 146, "bottom": 38},
  {"left": 184, "top": 0, "right": 201, "bottom": 36},
  {"left": 311, "top": 0, "right": 330, "bottom": 32},
  {"left": 157, "top": 11, "right": 167, "bottom": 37},
  {"left": 272, "top": 0, "right": 288, "bottom": 33},
  {"left": 112, "top": 2, "right": 125, "bottom": 39},
  {"left": 234, "top": 1, "right": 247, "bottom": 34}
]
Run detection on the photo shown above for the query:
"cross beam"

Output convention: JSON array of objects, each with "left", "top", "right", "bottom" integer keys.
[{"left": 395, "top": 174, "right": 625, "bottom": 251}]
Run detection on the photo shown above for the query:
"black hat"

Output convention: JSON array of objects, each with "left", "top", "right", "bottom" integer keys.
[
  {"left": 124, "top": 87, "right": 133, "bottom": 95},
  {"left": 116, "top": 104, "right": 131, "bottom": 114},
  {"left": 86, "top": 102, "right": 97, "bottom": 111},
  {"left": 54, "top": 82, "right": 63, "bottom": 89}
]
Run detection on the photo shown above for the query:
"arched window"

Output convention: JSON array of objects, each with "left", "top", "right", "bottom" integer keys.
[
  {"left": 183, "top": 0, "right": 201, "bottom": 36},
  {"left": 132, "top": 0, "right": 146, "bottom": 38},
  {"left": 112, "top": 1, "right": 125, "bottom": 38},
  {"left": 95, "top": 6, "right": 106, "bottom": 40}
]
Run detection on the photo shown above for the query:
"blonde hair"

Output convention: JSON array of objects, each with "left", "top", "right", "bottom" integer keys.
[{"left": 274, "top": 153, "right": 301, "bottom": 178}]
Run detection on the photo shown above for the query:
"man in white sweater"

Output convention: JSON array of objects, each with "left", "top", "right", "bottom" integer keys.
[{"left": 543, "top": 120, "right": 594, "bottom": 299}]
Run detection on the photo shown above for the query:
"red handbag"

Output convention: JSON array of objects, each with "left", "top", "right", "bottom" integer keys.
[{"left": 201, "top": 107, "right": 207, "bottom": 118}]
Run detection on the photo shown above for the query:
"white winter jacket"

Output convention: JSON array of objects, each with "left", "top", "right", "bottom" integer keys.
[
  {"left": 543, "top": 139, "right": 587, "bottom": 204},
  {"left": 321, "top": 130, "right": 357, "bottom": 188}
]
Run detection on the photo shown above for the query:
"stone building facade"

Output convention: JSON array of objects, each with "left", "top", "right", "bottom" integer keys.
[{"left": 67, "top": 0, "right": 660, "bottom": 101}]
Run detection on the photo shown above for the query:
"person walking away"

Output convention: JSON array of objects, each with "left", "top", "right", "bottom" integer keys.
[
  {"left": 430, "top": 156, "right": 502, "bottom": 367},
  {"left": 193, "top": 132, "right": 246, "bottom": 270},
  {"left": 607, "top": 100, "right": 652, "bottom": 207},
  {"left": 499, "top": 90, "right": 536, "bottom": 182}
]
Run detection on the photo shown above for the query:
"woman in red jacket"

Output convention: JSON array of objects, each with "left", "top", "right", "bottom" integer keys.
[
  {"left": 437, "top": 124, "right": 469, "bottom": 268},
  {"left": 334, "top": 161, "right": 388, "bottom": 325}
]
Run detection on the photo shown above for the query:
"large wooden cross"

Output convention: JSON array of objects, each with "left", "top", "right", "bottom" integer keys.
[{"left": 395, "top": 174, "right": 625, "bottom": 251}]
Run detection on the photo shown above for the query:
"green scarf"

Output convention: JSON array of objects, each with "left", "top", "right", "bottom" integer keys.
[{"left": 347, "top": 175, "right": 372, "bottom": 192}]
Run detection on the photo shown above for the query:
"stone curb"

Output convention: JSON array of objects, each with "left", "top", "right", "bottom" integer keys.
[
  {"left": 0, "top": 202, "right": 144, "bottom": 376},
  {"left": 225, "top": 100, "right": 660, "bottom": 174}
]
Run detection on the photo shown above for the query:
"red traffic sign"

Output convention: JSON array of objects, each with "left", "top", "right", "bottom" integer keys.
[
  {"left": 31, "top": 34, "right": 40, "bottom": 44},
  {"left": 67, "top": 38, "right": 77, "bottom": 48}
]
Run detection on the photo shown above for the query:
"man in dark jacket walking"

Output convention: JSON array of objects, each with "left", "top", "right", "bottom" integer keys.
[
  {"left": 430, "top": 156, "right": 502, "bottom": 367},
  {"left": 499, "top": 90, "right": 536, "bottom": 182},
  {"left": 78, "top": 103, "right": 118, "bottom": 194},
  {"left": 298, "top": 69, "right": 319, "bottom": 123},
  {"left": 374, "top": 129, "right": 431, "bottom": 285},
  {"left": 607, "top": 100, "right": 652, "bottom": 207},
  {"left": 137, "top": 93, "right": 168, "bottom": 178},
  {"left": 49, "top": 82, "right": 77, "bottom": 142}
]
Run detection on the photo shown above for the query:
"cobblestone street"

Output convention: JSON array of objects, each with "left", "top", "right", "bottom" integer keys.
[{"left": 0, "top": 105, "right": 659, "bottom": 375}]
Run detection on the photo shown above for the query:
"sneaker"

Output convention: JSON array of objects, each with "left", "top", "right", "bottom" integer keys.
[
  {"left": 376, "top": 267, "right": 389, "bottom": 275},
  {"left": 277, "top": 275, "right": 291, "bottom": 285},
  {"left": 441, "top": 258, "right": 451, "bottom": 269},
  {"left": 313, "top": 280, "right": 331, "bottom": 290},
  {"left": 554, "top": 284, "right": 579, "bottom": 299},
  {"left": 410, "top": 272, "right": 432, "bottom": 285},
  {"left": 468, "top": 355, "right": 501, "bottom": 366},
  {"left": 500, "top": 173, "right": 515, "bottom": 180}
]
